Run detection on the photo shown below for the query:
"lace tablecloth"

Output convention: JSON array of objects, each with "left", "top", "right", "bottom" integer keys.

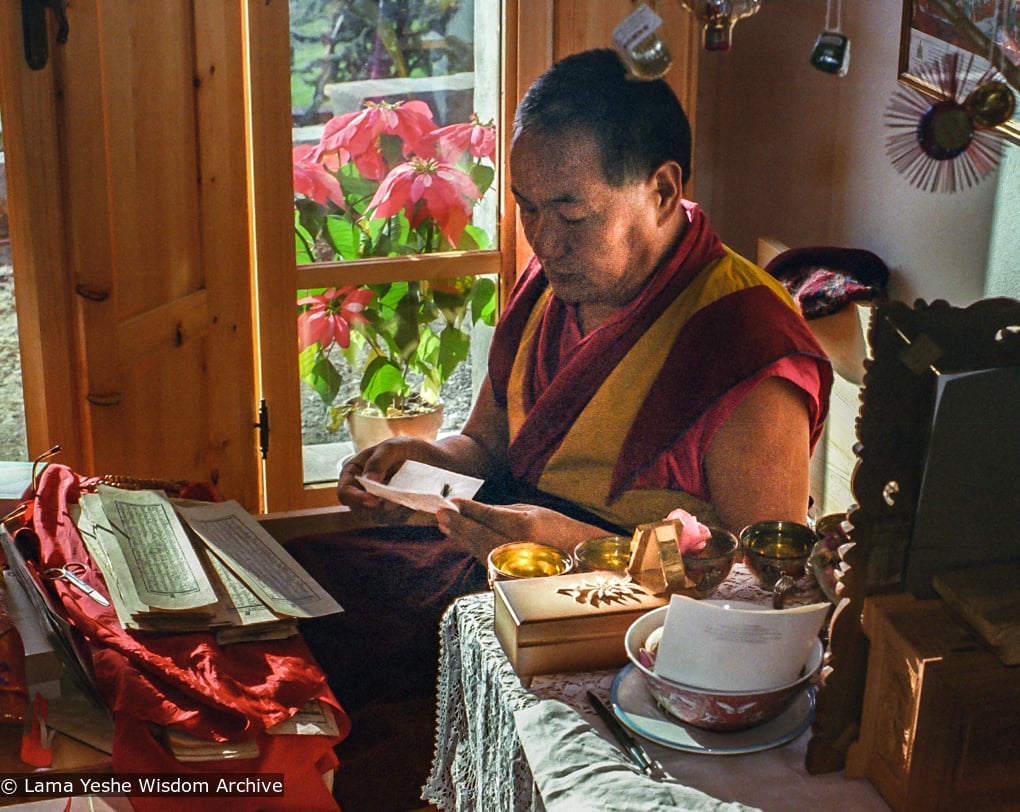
[{"left": 422, "top": 564, "right": 891, "bottom": 812}]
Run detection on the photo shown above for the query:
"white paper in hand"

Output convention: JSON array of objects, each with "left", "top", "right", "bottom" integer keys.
[{"left": 356, "top": 460, "right": 484, "bottom": 514}]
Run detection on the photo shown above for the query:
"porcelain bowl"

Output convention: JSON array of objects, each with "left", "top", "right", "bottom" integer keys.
[
  {"left": 677, "top": 528, "right": 739, "bottom": 596},
  {"left": 624, "top": 605, "right": 823, "bottom": 732},
  {"left": 739, "top": 520, "right": 816, "bottom": 591}
]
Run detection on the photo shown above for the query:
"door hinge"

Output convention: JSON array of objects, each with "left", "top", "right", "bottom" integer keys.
[{"left": 254, "top": 398, "right": 269, "bottom": 460}]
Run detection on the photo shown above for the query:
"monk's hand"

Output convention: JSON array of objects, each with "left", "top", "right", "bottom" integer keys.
[
  {"left": 336, "top": 437, "right": 445, "bottom": 524},
  {"left": 435, "top": 500, "right": 603, "bottom": 562}
]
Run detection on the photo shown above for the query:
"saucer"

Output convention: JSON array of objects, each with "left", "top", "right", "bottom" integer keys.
[{"left": 610, "top": 664, "right": 815, "bottom": 755}]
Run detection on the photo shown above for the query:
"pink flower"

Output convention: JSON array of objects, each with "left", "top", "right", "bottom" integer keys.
[
  {"left": 316, "top": 101, "right": 436, "bottom": 181},
  {"left": 428, "top": 115, "right": 497, "bottom": 164},
  {"left": 665, "top": 508, "right": 712, "bottom": 554},
  {"left": 297, "top": 286, "right": 375, "bottom": 351},
  {"left": 369, "top": 158, "right": 481, "bottom": 247},
  {"left": 293, "top": 145, "right": 344, "bottom": 208},
  {"left": 313, "top": 111, "right": 360, "bottom": 164}
]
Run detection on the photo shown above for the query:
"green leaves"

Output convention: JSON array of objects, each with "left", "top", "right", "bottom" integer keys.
[
  {"left": 470, "top": 277, "right": 497, "bottom": 326},
  {"left": 360, "top": 355, "right": 405, "bottom": 411},
  {"left": 457, "top": 223, "right": 491, "bottom": 251},
  {"left": 323, "top": 216, "right": 362, "bottom": 260},
  {"left": 470, "top": 163, "right": 495, "bottom": 197},
  {"left": 297, "top": 274, "right": 496, "bottom": 423},
  {"left": 437, "top": 324, "right": 471, "bottom": 379},
  {"left": 299, "top": 343, "right": 343, "bottom": 406}
]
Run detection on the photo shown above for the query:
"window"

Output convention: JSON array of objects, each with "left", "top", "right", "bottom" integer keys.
[
  {"left": 290, "top": 1, "right": 502, "bottom": 485},
  {"left": 251, "top": 0, "right": 514, "bottom": 505}
]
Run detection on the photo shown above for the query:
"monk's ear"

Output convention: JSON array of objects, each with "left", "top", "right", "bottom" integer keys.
[{"left": 650, "top": 161, "right": 684, "bottom": 224}]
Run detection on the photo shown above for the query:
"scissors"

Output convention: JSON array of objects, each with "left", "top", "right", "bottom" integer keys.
[{"left": 44, "top": 562, "right": 111, "bottom": 607}]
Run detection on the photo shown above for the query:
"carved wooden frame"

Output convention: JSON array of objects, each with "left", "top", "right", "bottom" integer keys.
[{"left": 805, "top": 296, "right": 1020, "bottom": 774}]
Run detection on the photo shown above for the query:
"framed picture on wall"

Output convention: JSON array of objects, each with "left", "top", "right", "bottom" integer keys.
[{"left": 899, "top": 0, "right": 1020, "bottom": 144}]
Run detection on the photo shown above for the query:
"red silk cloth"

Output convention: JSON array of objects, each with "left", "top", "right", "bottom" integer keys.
[
  {"left": 15, "top": 464, "right": 349, "bottom": 811},
  {"left": 489, "top": 202, "right": 832, "bottom": 504}
]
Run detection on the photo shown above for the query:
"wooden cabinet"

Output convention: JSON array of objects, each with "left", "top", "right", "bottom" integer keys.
[{"left": 848, "top": 593, "right": 1020, "bottom": 812}]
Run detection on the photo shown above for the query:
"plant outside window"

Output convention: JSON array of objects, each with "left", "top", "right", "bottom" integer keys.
[{"left": 294, "top": 100, "right": 498, "bottom": 433}]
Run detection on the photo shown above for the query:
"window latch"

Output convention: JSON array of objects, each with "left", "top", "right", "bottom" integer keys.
[{"left": 21, "top": 0, "right": 69, "bottom": 71}]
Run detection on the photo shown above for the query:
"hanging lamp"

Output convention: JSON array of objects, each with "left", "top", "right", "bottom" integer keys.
[{"left": 677, "top": 0, "right": 762, "bottom": 52}]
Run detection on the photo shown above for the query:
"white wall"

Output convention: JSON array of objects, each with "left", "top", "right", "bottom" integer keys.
[{"left": 692, "top": 0, "right": 1018, "bottom": 307}]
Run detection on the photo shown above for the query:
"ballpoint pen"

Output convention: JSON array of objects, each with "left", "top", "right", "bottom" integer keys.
[{"left": 586, "top": 690, "right": 653, "bottom": 775}]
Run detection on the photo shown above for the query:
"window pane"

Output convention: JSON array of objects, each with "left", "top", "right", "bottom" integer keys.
[{"left": 289, "top": 0, "right": 501, "bottom": 483}]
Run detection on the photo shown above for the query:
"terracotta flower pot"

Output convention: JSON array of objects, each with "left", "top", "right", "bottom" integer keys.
[{"left": 346, "top": 402, "right": 444, "bottom": 452}]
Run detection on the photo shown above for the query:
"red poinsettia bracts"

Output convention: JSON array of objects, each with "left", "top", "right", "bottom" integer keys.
[
  {"left": 292, "top": 145, "right": 344, "bottom": 208},
  {"left": 368, "top": 157, "right": 481, "bottom": 247},
  {"left": 429, "top": 115, "right": 497, "bottom": 164},
  {"left": 295, "top": 99, "right": 494, "bottom": 253},
  {"left": 315, "top": 100, "right": 436, "bottom": 181},
  {"left": 297, "top": 286, "right": 376, "bottom": 351}
]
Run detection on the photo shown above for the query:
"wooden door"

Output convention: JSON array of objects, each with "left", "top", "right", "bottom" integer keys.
[{"left": 0, "top": 1, "right": 260, "bottom": 508}]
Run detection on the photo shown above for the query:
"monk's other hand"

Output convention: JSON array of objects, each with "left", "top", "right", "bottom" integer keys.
[{"left": 436, "top": 500, "right": 603, "bottom": 561}]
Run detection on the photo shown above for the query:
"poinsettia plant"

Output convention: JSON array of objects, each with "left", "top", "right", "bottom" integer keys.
[{"left": 294, "top": 100, "right": 498, "bottom": 430}]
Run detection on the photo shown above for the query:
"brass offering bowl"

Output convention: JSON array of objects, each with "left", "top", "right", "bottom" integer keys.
[
  {"left": 678, "top": 528, "right": 739, "bottom": 597},
  {"left": 573, "top": 535, "right": 632, "bottom": 574},
  {"left": 487, "top": 542, "right": 572, "bottom": 586},
  {"left": 739, "top": 521, "right": 816, "bottom": 591}
]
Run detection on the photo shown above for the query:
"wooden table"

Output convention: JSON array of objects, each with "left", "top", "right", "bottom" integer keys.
[
  {"left": 423, "top": 567, "right": 893, "bottom": 812},
  {"left": 0, "top": 506, "right": 358, "bottom": 810}
]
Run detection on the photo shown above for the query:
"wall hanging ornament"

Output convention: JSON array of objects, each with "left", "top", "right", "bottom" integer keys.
[
  {"left": 678, "top": 0, "right": 762, "bottom": 52},
  {"left": 885, "top": 50, "right": 1013, "bottom": 193},
  {"left": 810, "top": 0, "right": 850, "bottom": 77}
]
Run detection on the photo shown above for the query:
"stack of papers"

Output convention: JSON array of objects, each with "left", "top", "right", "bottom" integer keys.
[
  {"left": 156, "top": 727, "right": 261, "bottom": 762},
  {"left": 0, "top": 526, "right": 104, "bottom": 707},
  {"left": 155, "top": 697, "right": 341, "bottom": 763},
  {"left": 75, "top": 485, "right": 343, "bottom": 641},
  {"left": 3, "top": 569, "right": 64, "bottom": 691}
]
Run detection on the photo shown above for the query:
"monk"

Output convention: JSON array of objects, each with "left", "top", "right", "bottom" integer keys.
[
  {"left": 335, "top": 48, "right": 831, "bottom": 549},
  {"left": 290, "top": 50, "right": 831, "bottom": 807}
]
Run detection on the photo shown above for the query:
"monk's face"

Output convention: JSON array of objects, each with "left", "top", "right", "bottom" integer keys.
[{"left": 510, "top": 127, "right": 671, "bottom": 315}]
